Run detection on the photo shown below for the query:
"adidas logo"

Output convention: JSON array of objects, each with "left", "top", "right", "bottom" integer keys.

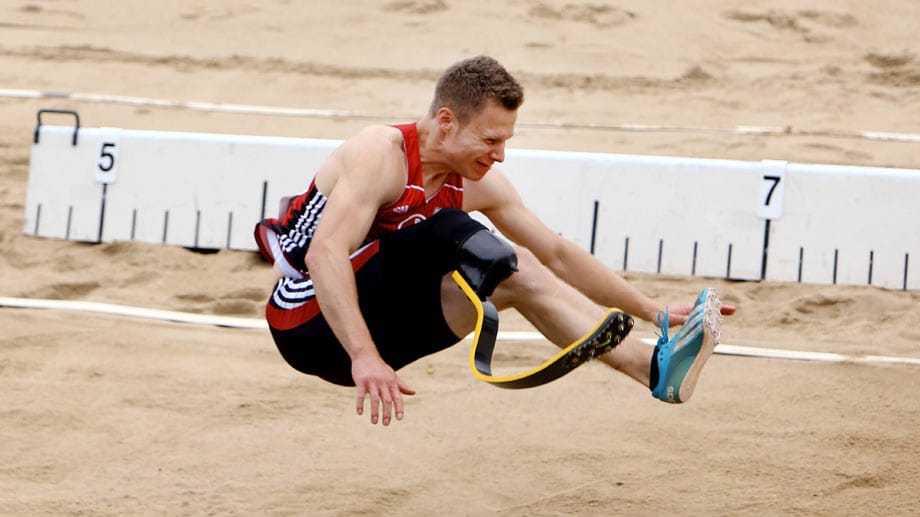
[{"left": 393, "top": 205, "right": 410, "bottom": 214}]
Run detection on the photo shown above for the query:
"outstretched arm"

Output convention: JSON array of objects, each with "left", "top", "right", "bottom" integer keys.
[
  {"left": 466, "top": 170, "right": 734, "bottom": 324},
  {"left": 305, "top": 127, "right": 416, "bottom": 425}
]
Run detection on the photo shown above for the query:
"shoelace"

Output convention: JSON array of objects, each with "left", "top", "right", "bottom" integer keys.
[{"left": 656, "top": 308, "right": 670, "bottom": 347}]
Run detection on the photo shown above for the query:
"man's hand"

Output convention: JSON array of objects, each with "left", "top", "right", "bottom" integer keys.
[{"left": 351, "top": 353, "right": 416, "bottom": 425}]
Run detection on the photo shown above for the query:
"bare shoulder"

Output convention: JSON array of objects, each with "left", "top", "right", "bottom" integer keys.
[
  {"left": 340, "top": 124, "right": 405, "bottom": 158},
  {"left": 316, "top": 125, "right": 407, "bottom": 198}
]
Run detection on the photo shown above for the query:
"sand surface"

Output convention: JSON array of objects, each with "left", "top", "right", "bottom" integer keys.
[{"left": 1, "top": 1, "right": 919, "bottom": 515}]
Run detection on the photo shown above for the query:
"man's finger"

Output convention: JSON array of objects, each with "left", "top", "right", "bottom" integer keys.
[
  {"left": 667, "top": 312, "right": 688, "bottom": 326},
  {"left": 381, "top": 391, "right": 394, "bottom": 426},
  {"left": 369, "top": 389, "right": 381, "bottom": 424},
  {"left": 393, "top": 387, "right": 406, "bottom": 421},
  {"left": 355, "top": 386, "right": 367, "bottom": 416},
  {"left": 398, "top": 378, "right": 416, "bottom": 396}
]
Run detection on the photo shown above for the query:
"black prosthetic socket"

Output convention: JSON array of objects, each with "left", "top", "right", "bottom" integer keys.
[
  {"left": 376, "top": 208, "right": 517, "bottom": 298},
  {"left": 456, "top": 227, "right": 518, "bottom": 299}
]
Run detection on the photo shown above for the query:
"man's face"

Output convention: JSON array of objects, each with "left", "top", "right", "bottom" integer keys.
[{"left": 446, "top": 100, "right": 517, "bottom": 181}]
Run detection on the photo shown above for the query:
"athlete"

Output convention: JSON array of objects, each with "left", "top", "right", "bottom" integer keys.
[{"left": 255, "top": 55, "right": 734, "bottom": 425}]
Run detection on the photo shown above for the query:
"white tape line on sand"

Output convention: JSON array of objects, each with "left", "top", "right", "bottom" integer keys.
[
  {"left": 2, "top": 296, "right": 918, "bottom": 366},
  {"left": 0, "top": 296, "right": 268, "bottom": 330},
  {"left": 489, "top": 333, "right": 920, "bottom": 366},
  {"left": 4, "top": 88, "right": 920, "bottom": 143}
]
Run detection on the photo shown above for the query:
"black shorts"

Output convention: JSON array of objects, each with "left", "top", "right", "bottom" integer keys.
[{"left": 268, "top": 209, "right": 485, "bottom": 386}]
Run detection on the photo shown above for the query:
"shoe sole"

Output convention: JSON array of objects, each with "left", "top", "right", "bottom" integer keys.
[
  {"left": 564, "top": 310, "right": 634, "bottom": 368},
  {"left": 674, "top": 290, "right": 723, "bottom": 402}
]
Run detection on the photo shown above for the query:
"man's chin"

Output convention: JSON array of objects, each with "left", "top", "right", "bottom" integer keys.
[{"left": 474, "top": 163, "right": 493, "bottom": 178}]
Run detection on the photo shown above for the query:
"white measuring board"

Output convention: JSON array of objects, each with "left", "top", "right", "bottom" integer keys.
[
  {"left": 26, "top": 125, "right": 339, "bottom": 250},
  {"left": 497, "top": 150, "right": 766, "bottom": 280},
  {"left": 765, "top": 163, "right": 920, "bottom": 290},
  {"left": 25, "top": 120, "right": 920, "bottom": 289}
]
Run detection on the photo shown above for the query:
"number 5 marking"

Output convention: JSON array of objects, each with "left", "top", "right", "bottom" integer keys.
[
  {"left": 94, "top": 128, "right": 122, "bottom": 184},
  {"left": 98, "top": 142, "right": 116, "bottom": 172}
]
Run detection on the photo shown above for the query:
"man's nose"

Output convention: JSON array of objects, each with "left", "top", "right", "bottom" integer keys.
[{"left": 491, "top": 144, "right": 505, "bottom": 163}]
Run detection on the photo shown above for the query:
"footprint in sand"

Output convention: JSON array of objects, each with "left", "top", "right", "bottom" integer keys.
[
  {"left": 864, "top": 52, "right": 920, "bottom": 87},
  {"left": 528, "top": 2, "right": 636, "bottom": 28},
  {"left": 383, "top": 0, "right": 448, "bottom": 15},
  {"left": 209, "top": 299, "right": 263, "bottom": 316},
  {"left": 796, "top": 10, "right": 858, "bottom": 29},
  {"left": 865, "top": 51, "right": 914, "bottom": 69},
  {"left": 17, "top": 3, "right": 84, "bottom": 19},
  {"left": 722, "top": 9, "right": 857, "bottom": 43},
  {"left": 174, "top": 287, "right": 268, "bottom": 316},
  {"left": 796, "top": 142, "right": 874, "bottom": 164},
  {"left": 792, "top": 293, "right": 853, "bottom": 316},
  {"left": 174, "top": 293, "right": 214, "bottom": 304},
  {"left": 31, "top": 281, "right": 101, "bottom": 300}
]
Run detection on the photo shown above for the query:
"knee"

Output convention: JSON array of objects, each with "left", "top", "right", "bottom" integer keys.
[{"left": 490, "top": 246, "right": 553, "bottom": 308}]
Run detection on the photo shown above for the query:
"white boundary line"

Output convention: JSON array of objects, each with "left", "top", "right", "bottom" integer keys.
[
  {"left": 2, "top": 296, "right": 919, "bottom": 366},
  {"left": 0, "top": 296, "right": 267, "bottom": 329},
  {"left": 4, "top": 88, "right": 920, "bottom": 143}
]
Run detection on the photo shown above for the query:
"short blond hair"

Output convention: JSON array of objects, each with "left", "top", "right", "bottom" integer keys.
[{"left": 428, "top": 55, "right": 524, "bottom": 126}]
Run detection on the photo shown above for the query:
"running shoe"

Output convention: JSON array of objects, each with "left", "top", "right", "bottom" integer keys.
[
  {"left": 651, "top": 288, "right": 722, "bottom": 403},
  {"left": 693, "top": 287, "right": 710, "bottom": 308}
]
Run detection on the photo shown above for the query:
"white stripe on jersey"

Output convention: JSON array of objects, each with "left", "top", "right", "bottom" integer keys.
[
  {"left": 273, "top": 277, "right": 315, "bottom": 309},
  {"left": 270, "top": 241, "right": 377, "bottom": 310},
  {"left": 280, "top": 190, "right": 327, "bottom": 253}
]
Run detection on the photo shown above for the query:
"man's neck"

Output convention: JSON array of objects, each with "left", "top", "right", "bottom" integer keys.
[{"left": 416, "top": 118, "right": 455, "bottom": 183}]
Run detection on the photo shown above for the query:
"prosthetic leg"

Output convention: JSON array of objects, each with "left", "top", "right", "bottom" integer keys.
[{"left": 452, "top": 223, "right": 635, "bottom": 389}]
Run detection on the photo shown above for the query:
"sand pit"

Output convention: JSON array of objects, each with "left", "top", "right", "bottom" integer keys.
[{"left": 2, "top": 1, "right": 919, "bottom": 514}]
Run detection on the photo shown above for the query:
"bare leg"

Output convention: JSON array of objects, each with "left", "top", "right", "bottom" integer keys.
[
  {"left": 596, "top": 336, "right": 652, "bottom": 386},
  {"left": 440, "top": 246, "right": 652, "bottom": 387}
]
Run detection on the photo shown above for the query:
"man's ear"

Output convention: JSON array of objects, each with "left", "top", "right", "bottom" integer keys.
[{"left": 436, "top": 107, "right": 454, "bottom": 133}]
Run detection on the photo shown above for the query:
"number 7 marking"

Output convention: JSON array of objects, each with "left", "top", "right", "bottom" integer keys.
[{"left": 763, "top": 175, "right": 781, "bottom": 206}]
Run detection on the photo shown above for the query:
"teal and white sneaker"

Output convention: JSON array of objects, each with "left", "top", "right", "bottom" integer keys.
[
  {"left": 693, "top": 287, "right": 711, "bottom": 308},
  {"left": 650, "top": 288, "right": 722, "bottom": 403}
]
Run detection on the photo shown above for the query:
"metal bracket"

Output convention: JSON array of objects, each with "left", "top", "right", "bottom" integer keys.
[{"left": 34, "top": 109, "right": 81, "bottom": 146}]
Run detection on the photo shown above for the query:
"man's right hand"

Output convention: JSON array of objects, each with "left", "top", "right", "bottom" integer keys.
[{"left": 352, "top": 353, "right": 416, "bottom": 426}]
